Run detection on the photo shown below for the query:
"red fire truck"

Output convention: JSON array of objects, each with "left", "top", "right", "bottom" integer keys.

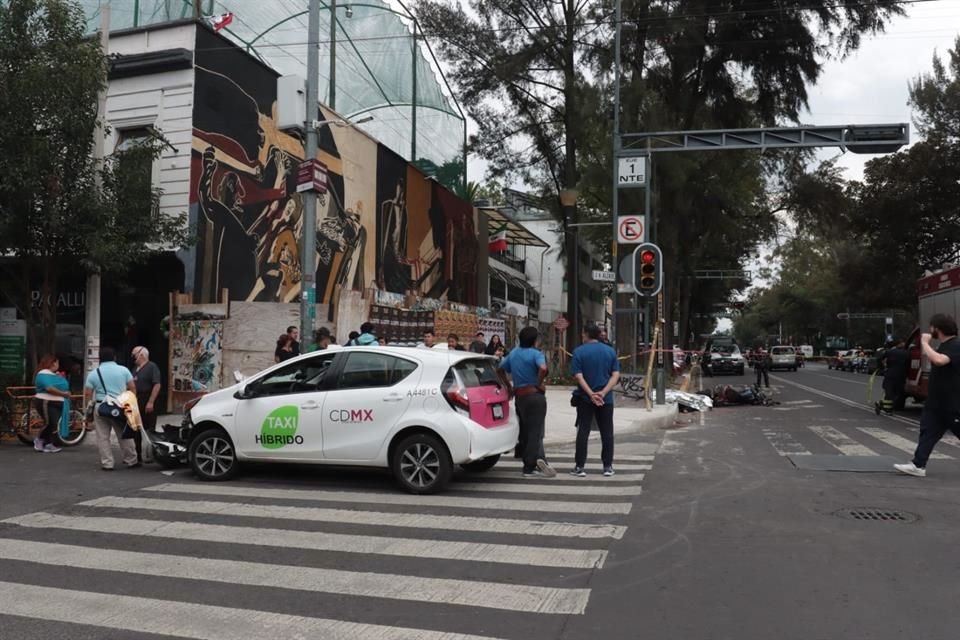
[{"left": 905, "top": 265, "right": 960, "bottom": 403}]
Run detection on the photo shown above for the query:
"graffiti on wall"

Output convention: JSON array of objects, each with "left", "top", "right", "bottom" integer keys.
[
  {"left": 169, "top": 319, "right": 223, "bottom": 394},
  {"left": 189, "top": 28, "right": 478, "bottom": 307}
]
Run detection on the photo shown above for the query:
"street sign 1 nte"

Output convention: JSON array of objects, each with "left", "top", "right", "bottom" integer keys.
[{"left": 617, "top": 157, "right": 647, "bottom": 188}]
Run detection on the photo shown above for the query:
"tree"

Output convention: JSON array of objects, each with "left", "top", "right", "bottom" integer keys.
[{"left": 0, "top": 0, "right": 190, "bottom": 366}]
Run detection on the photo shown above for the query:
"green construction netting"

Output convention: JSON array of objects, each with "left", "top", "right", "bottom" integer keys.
[{"left": 80, "top": 0, "right": 465, "bottom": 185}]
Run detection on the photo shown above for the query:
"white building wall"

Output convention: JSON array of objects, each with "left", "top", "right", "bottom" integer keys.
[
  {"left": 106, "top": 24, "right": 196, "bottom": 220},
  {"left": 522, "top": 220, "right": 565, "bottom": 324}
]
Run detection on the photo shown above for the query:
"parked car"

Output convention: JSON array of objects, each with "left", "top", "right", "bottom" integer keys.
[
  {"left": 183, "top": 346, "right": 518, "bottom": 494},
  {"left": 706, "top": 344, "right": 746, "bottom": 376},
  {"left": 769, "top": 346, "right": 798, "bottom": 371}
]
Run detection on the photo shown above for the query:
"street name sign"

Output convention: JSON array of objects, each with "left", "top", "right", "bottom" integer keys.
[
  {"left": 592, "top": 270, "right": 616, "bottom": 282},
  {"left": 296, "top": 158, "right": 328, "bottom": 193}
]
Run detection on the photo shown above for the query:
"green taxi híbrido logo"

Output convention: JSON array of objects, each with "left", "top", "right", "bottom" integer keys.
[{"left": 256, "top": 405, "right": 303, "bottom": 449}]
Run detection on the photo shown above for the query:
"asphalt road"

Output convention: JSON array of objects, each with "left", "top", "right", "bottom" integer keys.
[{"left": 2, "top": 366, "right": 958, "bottom": 640}]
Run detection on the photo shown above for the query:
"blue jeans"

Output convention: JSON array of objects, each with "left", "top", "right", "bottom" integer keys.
[{"left": 912, "top": 408, "right": 960, "bottom": 468}]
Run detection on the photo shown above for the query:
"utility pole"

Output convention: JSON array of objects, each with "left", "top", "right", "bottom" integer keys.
[
  {"left": 84, "top": 4, "right": 109, "bottom": 384},
  {"left": 610, "top": 0, "right": 622, "bottom": 349},
  {"left": 328, "top": 0, "right": 337, "bottom": 110},
  {"left": 300, "top": 0, "right": 321, "bottom": 344}
]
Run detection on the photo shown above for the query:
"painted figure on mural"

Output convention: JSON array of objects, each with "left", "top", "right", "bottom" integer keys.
[
  {"left": 379, "top": 180, "right": 413, "bottom": 293},
  {"left": 198, "top": 147, "right": 260, "bottom": 299}
]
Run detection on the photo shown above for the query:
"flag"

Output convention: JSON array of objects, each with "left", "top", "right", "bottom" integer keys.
[
  {"left": 488, "top": 226, "right": 508, "bottom": 253},
  {"left": 209, "top": 12, "right": 234, "bottom": 32}
]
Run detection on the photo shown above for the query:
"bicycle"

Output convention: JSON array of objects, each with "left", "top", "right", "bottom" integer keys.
[{"left": 1, "top": 386, "right": 87, "bottom": 447}]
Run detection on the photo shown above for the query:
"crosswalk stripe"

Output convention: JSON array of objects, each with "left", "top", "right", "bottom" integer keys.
[
  {"left": 481, "top": 471, "right": 645, "bottom": 483},
  {"left": 495, "top": 460, "right": 651, "bottom": 471},
  {"left": 0, "top": 581, "right": 507, "bottom": 640},
  {"left": 452, "top": 482, "right": 642, "bottom": 496},
  {"left": 545, "top": 453, "right": 655, "bottom": 461},
  {"left": 809, "top": 426, "right": 880, "bottom": 456},
  {"left": 856, "top": 427, "right": 951, "bottom": 459},
  {"left": 4, "top": 513, "right": 608, "bottom": 568},
  {"left": 0, "top": 539, "right": 590, "bottom": 614},
  {"left": 79, "top": 496, "right": 627, "bottom": 539},
  {"left": 762, "top": 429, "right": 812, "bottom": 456},
  {"left": 144, "top": 483, "right": 634, "bottom": 515}
]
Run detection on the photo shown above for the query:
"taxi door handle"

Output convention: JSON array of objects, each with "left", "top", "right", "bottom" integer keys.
[
  {"left": 300, "top": 401, "right": 320, "bottom": 410},
  {"left": 382, "top": 394, "right": 404, "bottom": 403}
]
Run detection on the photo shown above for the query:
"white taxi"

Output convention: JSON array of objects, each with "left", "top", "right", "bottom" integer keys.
[{"left": 183, "top": 345, "right": 518, "bottom": 494}]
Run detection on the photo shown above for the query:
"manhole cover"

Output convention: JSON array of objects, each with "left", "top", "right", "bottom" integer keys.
[{"left": 833, "top": 508, "right": 919, "bottom": 523}]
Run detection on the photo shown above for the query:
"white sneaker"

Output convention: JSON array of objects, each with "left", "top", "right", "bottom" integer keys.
[
  {"left": 33, "top": 438, "right": 43, "bottom": 452},
  {"left": 603, "top": 467, "right": 615, "bottom": 477},
  {"left": 894, "top": 462, "right": 926, "bottom": 477},
  {"left": 42, "top": 443, "right": 62, "bottom": 453},
  {"left": 536, "top": 459, "right": 557, "bottom": 478}
]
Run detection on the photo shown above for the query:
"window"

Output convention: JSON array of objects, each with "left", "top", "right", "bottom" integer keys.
[
  {"left": 252, "top": 353, "right": 336, "bottom": 396},
  {"left": 337, "top": 352, "right": 418, "bottom": 389},
  {"left": 507, "top": 282, "right": 526, "bottom": 304},
  {"left": 451, "top": 359, "right": 502, "bottom": 389},
  {"left": 115, "top": 127, "right": 157, "bottom": 221},
  {"left": 490, "top": 277, "right": 507, "bottom": 300}
]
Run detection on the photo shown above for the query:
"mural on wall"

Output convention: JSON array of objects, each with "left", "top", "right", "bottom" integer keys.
[{"left": 190, "top": 28, "right": 478, "bottom": 306}]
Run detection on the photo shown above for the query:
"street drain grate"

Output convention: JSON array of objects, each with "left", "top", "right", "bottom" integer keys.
[{"left": 834, "top": 508, "right": 918, "bottom": 523}]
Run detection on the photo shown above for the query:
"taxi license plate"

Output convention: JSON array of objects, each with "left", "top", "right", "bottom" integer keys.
[{"left": 492, "top": 404, "right": 504, "bottom": 420}]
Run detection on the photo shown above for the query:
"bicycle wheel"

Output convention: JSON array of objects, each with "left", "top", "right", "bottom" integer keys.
[
  {"left": 16, "top": 409, "right": 44, "bottom": 446},
  {"left": 55, "top": 410, "right": 87, "bottom": 447}
]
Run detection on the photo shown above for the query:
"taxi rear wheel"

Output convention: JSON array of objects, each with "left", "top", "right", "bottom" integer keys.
[
  {"left": 391, "top": 433, "right": 452, "bottom": 494},
  {"left": 189, "top": 428, "right": 239, "bottom": 481}
]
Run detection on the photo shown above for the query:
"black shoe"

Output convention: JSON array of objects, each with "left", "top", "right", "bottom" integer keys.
[
  {"left": 126, "top": 462, "right": 142, "bottom": 469},
  {"left": 101, "top": 466, "right": 114, "bottom": 471}
]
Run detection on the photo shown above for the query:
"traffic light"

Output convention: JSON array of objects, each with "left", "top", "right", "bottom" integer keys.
[{"left": 633, "top": 242, "right": 662, "bottom": 296}]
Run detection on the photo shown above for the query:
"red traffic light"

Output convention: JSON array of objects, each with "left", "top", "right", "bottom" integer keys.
[{"left": 640, "top": 250, "right": 655, "bottom": 264}]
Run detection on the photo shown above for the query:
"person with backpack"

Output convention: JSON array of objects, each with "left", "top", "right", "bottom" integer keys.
[{"left": 84, "top": 347, "right": 138, "bottom": 471}]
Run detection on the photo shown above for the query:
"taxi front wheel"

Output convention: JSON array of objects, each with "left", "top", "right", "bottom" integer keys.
[
  {"left": 391, "top": 433, "right": 452, "bottom": 494},
  {"left": 189, "top": 428, "right": 239, "bottom": 481}
]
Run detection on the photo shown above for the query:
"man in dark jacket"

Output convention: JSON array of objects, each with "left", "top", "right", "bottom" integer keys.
[{"left": 877, "top": 339, "right": 909, "bottom": 415}]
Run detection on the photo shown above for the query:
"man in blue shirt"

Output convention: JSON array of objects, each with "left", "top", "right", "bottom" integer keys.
[
  {"left": 84, "top": 346, "right": 138, "bottom": 471},
  {"left": 570, "top": 324, "right": 621, "bottom": 477},
  {"left": 498, "top": 327, "right": 556, "bottom": 478}
]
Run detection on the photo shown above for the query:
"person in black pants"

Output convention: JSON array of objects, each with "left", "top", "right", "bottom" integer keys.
[
  {"left": 754, "top": 350, "right": 770, "bottom": 388},
  {"left": 570, "top": 324, "right": 621, "bottom": 477},
  {"left": 895, "top": 314, "right": 960, "bottom": 477},
  {"left": 497, "top": 327, "right": 555, "bottom": 478}
]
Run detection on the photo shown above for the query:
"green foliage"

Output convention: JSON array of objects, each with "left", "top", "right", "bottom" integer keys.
[{"left": 0, "top": 0, "right": 191, "bottom": 358}]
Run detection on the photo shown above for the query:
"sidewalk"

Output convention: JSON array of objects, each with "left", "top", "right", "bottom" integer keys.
[
  {"left": 154, "top": 387, "right": 677, "bottom": 448},
  {"left": 542, "top": 387, "right": 677, "bottom": 445}
]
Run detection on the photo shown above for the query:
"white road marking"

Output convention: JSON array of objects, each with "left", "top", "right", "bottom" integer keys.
[
  {"left": 857, "top": 427, "right": 951, "bottom": 459},
  {"left": 546, "top": 453, "right": 655, "bottom": 462},
  {"left": 762, "top": 429, "right": 812, "bottom": 456},
  {"left": 79, "top": 496, "right": 627, "bottom": 539},
  {"left": 144, "top": 483, "right": 633, "bottom": 515},
  {"left": 452, "top": 482, "right": 642, "bottom": 496},
  {"left": 495, "top": 460, "right": 651, "bottom": 471},
  {"left": 0, "top": 539, "right": 589, "bottom": 614},
  {"left": 0, "top": 581, "right": 507, "bottom": 640},
  {"left": 809, "top": 426, "right": 880, "bottom": 456},
  {"left": 481, "top": 471, "right": 645, "bottom": 483},
  {"left": 783, "top": 400, "right": 813, "bottom": 405},
  {"left": 771, "top": 375, "right": 921, "bottom": 427},
  {"left": 3, "top": 513, "right": 608, "bottom": 568}
]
